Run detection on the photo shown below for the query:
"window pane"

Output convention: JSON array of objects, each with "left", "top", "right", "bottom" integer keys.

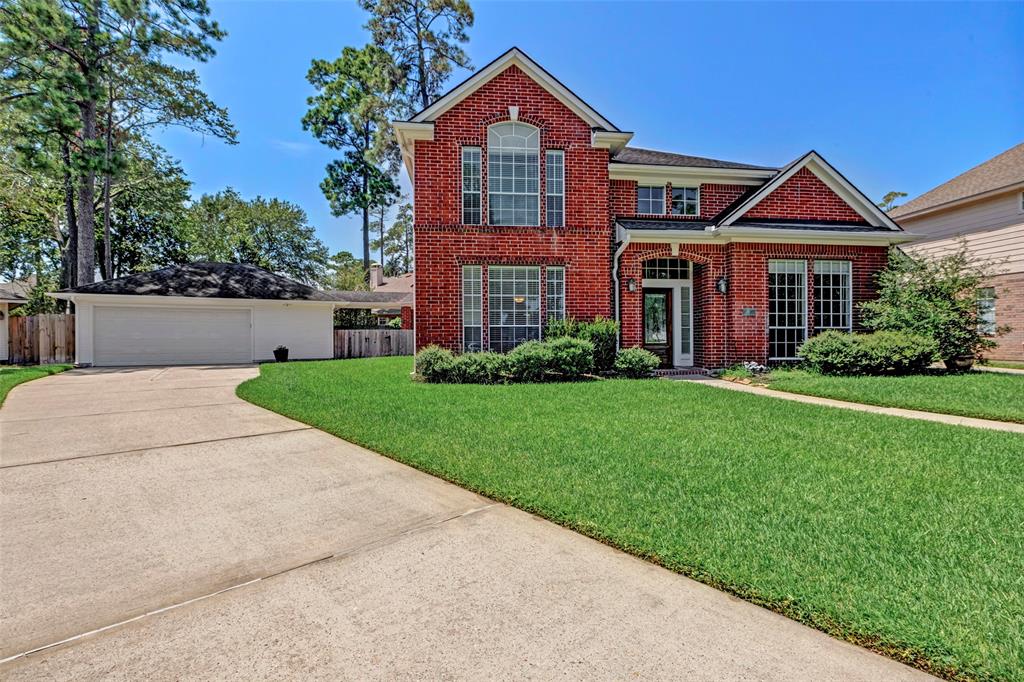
[
  {"left": 637, "top": 186, "right": 665, "bottom": 214},
  {"left": 462, "top": 265, "right": 482, "bottom": 352},
  {"left": 546, "top": 266, "right": 565, "bottom": 322},
  {"left": 488, "top": 124, "right": 539, "bottom": 226},
  {"left": 488, "top": 266, "right": 541, "bottom": 351},
  {"left": 546, "top": 150, "right": 564, "bottom": 228},
  {"left": 813, "top": 260, "right": 852, "bottom": 333},
  {"left": 977, "top": 287, "right": 997, "bottom": 335},
  {"left": 462, "top": 147, "right": 481, "bottom": 225},
  {"left": 768, "top": 260, "right": 807, "bottom": 360},
  {"left": 643, "top": 258, "right": 690, "bottom": 280},
  {"left": 671, "top": 186, "right": 699, "bottom": 216}
]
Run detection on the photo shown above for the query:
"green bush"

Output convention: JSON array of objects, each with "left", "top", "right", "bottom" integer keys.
[
  {"left": 546, "top": 316, "right": 619, "bottom": 372},
  {"left": 507, "top": 341, "right": 554, "bottom": 382},
  {"left": 614, "top": 347, "right": 660, "bottom": 378},
  {"left": 546, "top": 336, "right": 595, "bottom": 378},
  {"left": 452, "top": 351, "right": 510, "bottom": 384},
  {"left": 414, "top": 346, "right": 456, "bottom": 382},
  {"left": 799, "top": 330, "right": 938, "bottom": 376}
]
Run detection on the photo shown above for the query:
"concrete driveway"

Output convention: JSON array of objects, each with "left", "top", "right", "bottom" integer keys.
[{"left": 0, "top": 366, "right": 929, "bottom": 680}]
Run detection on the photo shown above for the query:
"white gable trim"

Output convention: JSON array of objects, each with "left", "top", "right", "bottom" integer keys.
[
  {"left": 717, "top": 151, "right": 902, "bottom": 230},
  {"left": 410, "top": 48, "right": 619, "bottom": 132}
]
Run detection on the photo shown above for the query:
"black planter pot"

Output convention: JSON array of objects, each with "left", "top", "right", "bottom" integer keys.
[
  {"left": 943, "top": 355, "right": 974, "bottom": 371},
  {"left": 273, "top": 348, "right": 289, "bottom": 363}
]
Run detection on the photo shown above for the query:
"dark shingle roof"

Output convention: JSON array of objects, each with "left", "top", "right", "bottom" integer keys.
[
  {"left": 730, "top": 220, "right": 894, "bottom": 233},
  {"left": 617, "top": 218, "right": 714, "bottom": 231},
  {"left": 890, "top": 143, "right": 1024, "bottom": 218},
  {"left": 611, "top": 147, "right": 775, "bottom": 171},
  {"left": 61, "top": 262, "right": 337, "bottom": 301}
]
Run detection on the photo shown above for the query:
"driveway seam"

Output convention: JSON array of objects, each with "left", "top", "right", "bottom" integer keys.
[
  {"left": 0, "top": 401, "right": 243, "bottom": 424},
  {"left": 0, "top": 427, "right": 313, "bottom": 469},
  {"left": 0, "top": 502, "right": 498, "bottom": 665}
]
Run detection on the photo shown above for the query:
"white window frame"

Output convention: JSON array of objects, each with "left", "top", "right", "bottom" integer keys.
[
  {"left": 637, "top": 185, "right": 665, "bottom": 214},
  {"left": 977, "top": 287, "right": 997, "bottom": 336},
  {"left": 768, "top": 259, "right": 808, "bottom": 361},
  {"left": 487, "top": 122, "right": 540, "bottom": 226},
  {"left": 813, "top": 260, "right": 853, "bottom": 333},
  {"left": 462, "top": 265, "right": 482, "bottom": 352},
  {"left": 546, "top": 266, "right": 566, "bottom": 323},
  {"left": 670, "top": 186, "right": 700, "bottom": 216},
  {"left": 461, "top": 147, "right": 481, "bottom": 225},
  {"left": 642, "top": 261, "right": 693, "bottom": 367},
  {"left": 546, "top": 149, "right": 564, "bottom": 228},
  {"left": 488, "top": 265, "right": 541, "bottom": 352}
]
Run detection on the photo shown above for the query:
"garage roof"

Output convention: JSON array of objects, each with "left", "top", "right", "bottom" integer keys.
[{"left": 58, "top": 262, "right": 341, "bottom": 302}]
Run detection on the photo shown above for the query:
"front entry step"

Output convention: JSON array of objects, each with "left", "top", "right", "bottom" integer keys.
[{"left": 653, "top": 367, "right": 710, "bottom": 378}]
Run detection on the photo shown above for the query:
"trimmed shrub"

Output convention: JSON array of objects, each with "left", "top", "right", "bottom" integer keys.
[
  {"left": 414, "top": 346, "right": 456, "bottom": 382},
  {"left": 799, "top": 330, "right": 937, "bottom": 376},
  {"left": 452, "top": 351, "right": 510, "bottom": 384},
  {"left": 507, "top": 341, "right": 554, "bottom": 382},
  {"left": 546, "top": 337, "right": 595, "bottom": 378},
  {"left": 546, "top": 316, "right": 620, "bottom": 372},
  {"left": 614, "top": 347, "right": 660, "bottom": 378}
]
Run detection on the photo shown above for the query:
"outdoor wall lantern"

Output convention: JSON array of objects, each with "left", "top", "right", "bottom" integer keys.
[
  {"left": 715, "top": 275, "right": 729, "bottom": 295},
  {"left": 626, "top": 278, "right": 637, "bottom": 292}
]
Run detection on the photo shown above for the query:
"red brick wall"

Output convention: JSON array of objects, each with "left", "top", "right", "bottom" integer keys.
[
  {"left": 744, "top": 168, "right": 865, "bottom": 223},
  {"left": 413, "top": 64, "right": 612, "bottom": 350},
  {"left": 986, "top": 272, "right": 1024, "bottom": 361},
  {"left": 400, "top": 306, "right": 414, "bottom": 330},
  {"left": 610, "top": 181, "right": 748, "bottom": 220},
  {"left": 619, "top": 242, "right": 888, "bottom": 367}
]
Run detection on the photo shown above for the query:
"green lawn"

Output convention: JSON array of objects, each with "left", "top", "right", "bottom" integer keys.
[
  {"left": 985, "top": 360, "right": 1024, "bottom": 371},
  {"left": 0, "top": 364, "right": 70, "bottom": 406},
  {"left": 238, "top": 358, "right": 1024, "bottom": 681},
  {"left": 766, "top": 368, "right": 1024, "bottom": 423}
]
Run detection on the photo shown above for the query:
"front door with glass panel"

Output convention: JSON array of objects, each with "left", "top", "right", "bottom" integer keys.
[{"left": 643, "top": 289, "right": 673, "bottom": 368}]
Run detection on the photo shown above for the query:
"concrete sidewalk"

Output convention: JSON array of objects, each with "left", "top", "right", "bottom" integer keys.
[
  {"left": 678, "top": 376, "right": 1024, "bottom": 433},
  {"left": 1, "top": 366, "right": 930, "bottom": 680}
]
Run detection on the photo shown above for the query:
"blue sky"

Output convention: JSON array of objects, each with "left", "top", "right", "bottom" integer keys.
[{"left": 155, "top": 1, "right": 1024, "bottom": 257}]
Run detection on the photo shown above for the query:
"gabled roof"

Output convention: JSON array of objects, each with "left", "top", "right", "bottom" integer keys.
[
  {"left": 0, "top": 275, "right": 34, "bottom": 303},
  {"left": 56, "top": 263, "right": 337, "bottom": 301},
  {"left": 406, "top": 47, "right": 620, "bottom": 131},
  {"left": 890, "top": 142, "right": 1024, "bottom": 219},
  {"left": 715, "top": 151, "right": 902, "bottom": 230},
  {"left": 611, "top": 147, "right": 774, "bottom": 171}
]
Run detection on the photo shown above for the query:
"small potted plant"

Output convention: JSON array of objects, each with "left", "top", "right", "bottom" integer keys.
[{"left": 273, "top": 345, "right": 289, "bottom": 362}]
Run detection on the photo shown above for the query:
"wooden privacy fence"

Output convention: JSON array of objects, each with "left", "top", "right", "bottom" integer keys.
[
  {"left": 9, "top": 314, "right": 75, "bottom": 365},
  {"left": 334, "top": 329, "right": 413, "bottom": 359}
]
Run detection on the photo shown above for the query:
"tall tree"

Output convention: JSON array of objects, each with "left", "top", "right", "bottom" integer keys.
[
  {"left": 878, "top": 191, "right": 908, "bottom": 212},
  {"left": 303, "top": 44, "right": 400, "bottom": 273},
  {"left": 371, "top": 200, "right": 413, "bottom": 275},
  {"left": 0, "top": 0, "right": 235, "bottom": 286},
  {"left": 360, "top": 0, "right": 473, "bottom": 113},
  {"left": 184, "top": 189, "right": 330, "bottom": 285},
  {"left": 325, "top": 250, "right": 369, "bottom": 291}
]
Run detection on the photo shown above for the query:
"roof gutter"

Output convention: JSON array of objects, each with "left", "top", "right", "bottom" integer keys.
[{"left": 621, "top": 225, "right": 919, "bottom": 246}]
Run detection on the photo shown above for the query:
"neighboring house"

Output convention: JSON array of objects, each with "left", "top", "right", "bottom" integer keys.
[
  {"left": 50, "top": 262, "right": 404, "bottom": 367},
  {"left": 368, "top": 264, "right": 414, "bottom": 328},
  {"left": 394, "top": 48, "right": 913, "bottom": 368},
  {"left": 0, "top": 277, "right": 32, "bottom": 364},
  {"left": 891, "top": 143, "right": 1024, "bottom": 361}
]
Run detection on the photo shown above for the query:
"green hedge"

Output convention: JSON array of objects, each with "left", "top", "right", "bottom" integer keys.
[
  {"left": 545, "top": 317, "right": 619, "bottom": 372},
  {"left": 798, "top": 330, "right": 938, "bottom": 376}
]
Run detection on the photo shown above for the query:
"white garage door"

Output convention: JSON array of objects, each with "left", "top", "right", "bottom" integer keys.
[{"left": 94, "top": 306, "right": 252, "bottom": 366}]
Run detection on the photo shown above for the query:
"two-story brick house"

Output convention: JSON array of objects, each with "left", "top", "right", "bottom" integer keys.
[{"left": 394, "top": 48, "right": 914, "bottom": 368}]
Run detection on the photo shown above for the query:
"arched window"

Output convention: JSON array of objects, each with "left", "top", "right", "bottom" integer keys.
[{"left": 488, "top": 122, "right": 539, "bottom": 226}]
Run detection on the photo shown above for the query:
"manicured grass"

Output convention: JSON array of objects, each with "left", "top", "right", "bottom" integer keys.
[
  {"left": 238, "top": 358, "right": 1024, "bottom": 681},
  {"left": 766, "top": 368, "right": 1024, "bottom": 423},
  {"left": 0, "top": 364, "right": 70, "bottom": 406},
  {"left": 985, "top": 360, "right": 1024, "bottom": 371}
]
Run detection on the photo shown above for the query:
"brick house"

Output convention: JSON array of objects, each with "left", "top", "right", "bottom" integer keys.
[
  {"left": 394, "top": 48, "right": 914, "bottom": 368},
  {"left": 892, "top": 143, "right": 1023, "bottom": 362}
]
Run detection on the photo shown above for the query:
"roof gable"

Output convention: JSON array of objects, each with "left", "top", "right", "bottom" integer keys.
[
  {"left": 716, "top": 151, "right": 901, "bottom": 230},
  {"left": 408, "top": 47, "right": 619, "bottom": 132}
]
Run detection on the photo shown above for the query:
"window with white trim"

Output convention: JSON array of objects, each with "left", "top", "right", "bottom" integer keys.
[
  {"left": 546, "top": 266, "right": 565, "bottom": 322},
  {"left": 637, "top": 185, "right": 665, "bottom": 214},
  {"left": 977, "top": 287, "right": 997, "bottom": 335},
  {"left": 488, "top": 266, "right": 541, "bottom": 351},
  {"left": 643, "top": 258, "right": 690, "bottom": 280},
  {"left": 768, "top": 259, "right": 807, "bottom": 360},
  {"left": 1019, "top": 190, "right": 1024, "bottom": 212},
  {"left": 462, "top": 265, "right": 482, "bottom": 351},
  {"left": 462, "top": 147, "right": 481, "bottom": 225},
  {"left": 488, "top": 123, "right": 539, "bottom": 226},
  {"left": 546, "top": 150, "right": 564, "bottom": 227},
  {"left": 814, "top": 260, "right": 852, "bottom": 332},
  {"left": 671, "top": 187, "right": 699, "bottom": 216}
]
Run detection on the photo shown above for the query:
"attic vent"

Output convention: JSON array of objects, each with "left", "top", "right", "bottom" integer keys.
[{"left": 508, "top": 106, "right": 519, "bottom": 121}]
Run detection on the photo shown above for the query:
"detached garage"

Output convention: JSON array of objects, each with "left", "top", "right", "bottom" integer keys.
[{"left": 51, "top": 262, "right": 339, "bottom": 367}]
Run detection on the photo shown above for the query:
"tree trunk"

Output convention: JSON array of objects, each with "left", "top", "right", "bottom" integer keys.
[
  {"left": 76, "top": 97, "right": 97, "bottom": 285},
  {"left": 414, "top": 4, "right": 429, "bottom": 109},
  {"left": 101, "top": 85, "right": 114, "bottom": 280},
  {"left": 60, "top": 139, "right": 77, "bottom": 289},
  {"left": 379, "top": 204, "right": 385, "bottom": 267}
]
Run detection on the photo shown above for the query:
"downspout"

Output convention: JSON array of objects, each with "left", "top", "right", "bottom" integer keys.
[{"left": 611, "top": 223, "right": 630, "bottom": 351}]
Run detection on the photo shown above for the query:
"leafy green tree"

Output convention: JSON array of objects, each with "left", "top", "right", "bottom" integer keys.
[
  {"left": 184, "top": 189, "right": 329, "bottom": 285},
  {"left": 371, "top": 200, "right": 413, "bottom": 274},
  {"left": 861, "top": 245, "right": 1008, "bottom": 364},
  {"left": 303, "top": 44, "right": 400, "bottom": 273},
  {"left": 878, "top": 191, "right": 908, "bottom": 212},
  {"left": 361, "top": 0, "right": 474, "bottom": 113},
  {"left": 325, "top": 250, "right": 369, "bottom": 291},
  {"left": 0, "top": 0, "right": 235, "bottom": 285}
]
